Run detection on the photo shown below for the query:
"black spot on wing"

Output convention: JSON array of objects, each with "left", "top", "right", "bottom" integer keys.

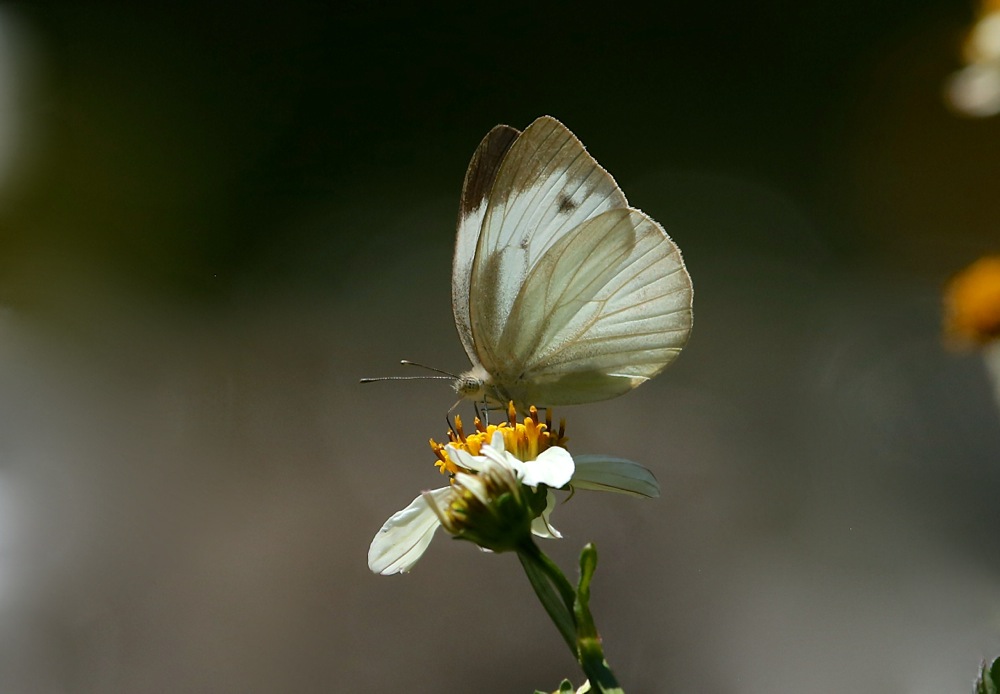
[
  {"left": 459, "top": 125, "right": 521, "bottom": 218},
  {"left": 556, "top": 193, "right": 577, "bottom": 214}
]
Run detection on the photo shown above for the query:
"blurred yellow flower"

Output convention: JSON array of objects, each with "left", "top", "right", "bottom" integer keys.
[{"left": 944, "top": 255, "right": 1000, "bottom": 345}]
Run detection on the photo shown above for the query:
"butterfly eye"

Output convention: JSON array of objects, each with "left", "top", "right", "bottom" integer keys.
[{"left": 454, "top": 374, "right": 483, "bottom": 398}]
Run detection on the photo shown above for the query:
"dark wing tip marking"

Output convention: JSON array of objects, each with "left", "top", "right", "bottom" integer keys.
[{"left": 460, "top": 125, "right": 521, "bottom": 218}]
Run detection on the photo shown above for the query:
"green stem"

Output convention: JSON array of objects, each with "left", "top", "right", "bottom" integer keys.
[
  {"left": 517, "top": 539, "right": 624, "bottom": 693},
  {"left": 520, "top": 538, "right": 577, "bottom": 611},
  {"left": 517, "top": 539, "right": 577, "bottom": 652}
]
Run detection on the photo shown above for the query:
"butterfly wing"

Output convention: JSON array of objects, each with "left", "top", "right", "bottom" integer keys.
[
  {"left": 467, "top": 116, "right": 629, "bottom": 374},
  {"left": 452, "top": 124, "right": 521, "bottom": 366},
  {"left": 492, "top": 206, "right": 692, "bottom": 406}
]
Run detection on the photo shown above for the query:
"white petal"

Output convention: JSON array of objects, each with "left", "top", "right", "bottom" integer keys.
[
  {"left": 571, "top": 455, "right": 660, "bottom": 498},
  {"left": 481, "top": 443, "right": 521, "bottom": 476},
  {"left": 946, "top": 62, "right": 1000, "bottom": 117},
  {"left": 368, "top": 487, "right": 452, "bottom": 575},
  {"left": 531, "top": 490, "right": 562, "bottom": 539},
  {"left": 454, "top": 470, "right": 490, "bottom": 505},
  {"left": 521, "top": 446, "right": 575, "bottom": 488},
  {"left": 969, "top": 13, "right": 1000, "bottom": 62},
  {"left": 489, "top": 430, "right": 507, "bottom": 452},
  {"left": 499, "top": 451, "right": 532, "bottom": 482},
  {"left": 445, "top": 444, "right": 487, "bottom": 473},
  {"left": 474, "top": 444, "right": 529, "bottom": 488}
]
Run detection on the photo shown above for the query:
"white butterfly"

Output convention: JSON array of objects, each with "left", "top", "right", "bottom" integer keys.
[{"left": 448, "top": 116, "right": 693, "bottom": 411}]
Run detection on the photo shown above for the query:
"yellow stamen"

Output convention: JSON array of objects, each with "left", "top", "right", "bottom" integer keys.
[{"left": 430, "top": 402, "right": 570, "bottom": 474}]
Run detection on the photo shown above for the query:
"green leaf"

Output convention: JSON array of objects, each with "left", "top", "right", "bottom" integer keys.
[
  {"left": 518, "top": 546, "right": 577, "bottom": 653},
  {"left": 977, "top": 657, "right": 1000, "bottom": 694}
]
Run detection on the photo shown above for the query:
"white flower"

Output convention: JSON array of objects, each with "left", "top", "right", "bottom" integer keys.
[{"left": 368, "top": 431, "right": 659, "bottom": 575}]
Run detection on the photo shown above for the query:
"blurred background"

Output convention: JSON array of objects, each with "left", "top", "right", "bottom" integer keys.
[{"left": 0, "top": 1, "right": 998, "bottom": 692}]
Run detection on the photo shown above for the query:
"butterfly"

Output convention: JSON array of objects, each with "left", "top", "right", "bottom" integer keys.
[
  {"left": 447, "top": 116, "right": 693, "bottom": 412},
  {"left": 363, "top": 116, "right": 693, "bottom": 413}
]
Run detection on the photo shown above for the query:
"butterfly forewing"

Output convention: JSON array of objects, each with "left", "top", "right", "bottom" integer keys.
[
  {"left": 452, "top": 124, "right": 521, "bottom": 366},
  {"left": 468, "top": 116, "right": 629, "bottom": 374},
  {"left": 493, "top": 207, "right": 692, "bottom": 406}
]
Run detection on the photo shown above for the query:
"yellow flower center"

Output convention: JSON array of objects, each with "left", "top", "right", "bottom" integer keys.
[
  {"left": 945, "top": 255, "right": 1000, "bottom": 345},
  {"left": 430, "top": 402, "right": 568, "bottom": 476}
]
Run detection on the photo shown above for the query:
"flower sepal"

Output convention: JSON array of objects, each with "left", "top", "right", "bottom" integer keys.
[{"left": 431, "top": 475, "right": 548, "bottom": 555}]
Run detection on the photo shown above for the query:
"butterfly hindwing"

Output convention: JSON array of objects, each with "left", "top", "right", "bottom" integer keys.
[{"left": 494, "top": 207, "right": 692, "bottom": 406}]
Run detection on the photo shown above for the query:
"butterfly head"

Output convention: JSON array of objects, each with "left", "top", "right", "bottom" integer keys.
[
  {"left": 454, "top": 364, "right": 516, "bottom": 408},
  {"left": 453, "top": 365, "right": 490, "bottom": 400}
]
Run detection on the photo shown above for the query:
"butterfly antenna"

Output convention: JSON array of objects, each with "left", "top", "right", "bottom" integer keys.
[
  {"left": 359, "top": 360, "right": 458, "bottom": 385},
  {"left": 399, "top": 360, "right": 459, "bottom": 378},
  {"left": 358, "top": 375, "right": 454, "bottom": 383}
]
